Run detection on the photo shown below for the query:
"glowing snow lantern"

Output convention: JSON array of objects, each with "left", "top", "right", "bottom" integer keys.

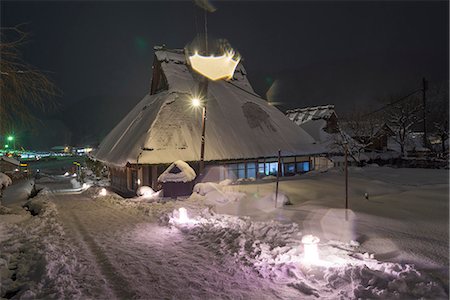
[
  {"left": 178, "top": 207, "right": 189, "bottom": 224},
  {"left": 302, "top": 235, "right": 320, "bottom": 264},
  {"left": 188, "top": 50, "right": 240, "bottom": 81},
  {"left": 99, "top": 188, "right": 107, "bottom": 196}
]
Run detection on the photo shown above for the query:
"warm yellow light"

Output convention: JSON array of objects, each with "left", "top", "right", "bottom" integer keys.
[
  {"left": 192, "top": 98, "right": 201, "bottom": 107},
  {"left": 189, "top": 51, "right": 240, "bottom": 81}
]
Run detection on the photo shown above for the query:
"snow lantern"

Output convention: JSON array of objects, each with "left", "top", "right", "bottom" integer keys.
[{"left": 158, "top": 160, "right": 196, "bottom": 198}]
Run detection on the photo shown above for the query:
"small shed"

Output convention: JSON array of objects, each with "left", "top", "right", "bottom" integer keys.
[{"left": 158, "top": 160, "right": 196, "bottom": 198}]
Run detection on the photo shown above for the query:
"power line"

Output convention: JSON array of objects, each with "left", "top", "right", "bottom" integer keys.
[{"left": 363, "top": 88, "right": 422, "bottom": 117}]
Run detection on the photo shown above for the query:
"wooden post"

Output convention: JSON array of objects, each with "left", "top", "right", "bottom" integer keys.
[
  {"left": 151, "top": 165, "right": 157, "bottom": 190},
  {"left": 422, "top": 78, "right": 428, "bottom": 148},
  {"left": 199, "top": 79, "right": 208, "bottom": 176},
  {"left": 344, "top": 142, "right": 349, "bottom": 221},
  {"left": 275, "top": 149, "right": 281, "bottom": 208},
  {"left": 200, "top": 105, "right": 206, "bottom": 174}
]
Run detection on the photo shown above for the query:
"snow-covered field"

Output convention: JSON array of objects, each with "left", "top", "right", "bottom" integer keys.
[{"left": 0, "top": 166, "right": 448, "bottom": 299}]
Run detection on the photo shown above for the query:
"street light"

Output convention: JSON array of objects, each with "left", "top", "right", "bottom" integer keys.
[
  {"left": 192, "top": 97, "right": 201, "bottom": 107},
  {"left": 188, "top": 48, "right": 240, "bottom": 176},
  {"left": 6, "top": 136, "right": 15, "bottom": 151}
]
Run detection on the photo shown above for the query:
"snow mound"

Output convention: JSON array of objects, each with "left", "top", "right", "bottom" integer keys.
[
  {"left": 168, "top": 212, "right": 447, "bottom": 299},
  {"left": 254, "top": 192, "right": 290, "bottom": 213},
  {"left": 193, "top": 182, "right": 246, "bottom": 205},
  {"left": 193, "top": 182, "right": 221, "bottom": 195},
  {"left": 158, "top": 160, "right": 196, "bottom": 183},
  {"left": 70, "top": 178, "right": 81, "bottom": 189},
  {"left": 136, "top": 186, "right": 155, "bottom": 197},
  {"left": 0, "top": 172, "right": 12, "bottom": 190},
  {"left": 219, "top": 179, "right": 233, "bottom": 186}
]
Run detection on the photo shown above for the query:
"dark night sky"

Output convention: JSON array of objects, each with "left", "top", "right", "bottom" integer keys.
[{"left": 1, "top": 1, "right": 448, "bottom": 149}]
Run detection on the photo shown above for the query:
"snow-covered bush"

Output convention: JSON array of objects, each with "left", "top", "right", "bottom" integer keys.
[{"left": 0, "top": 172, "right": 12, "bottom": 190}]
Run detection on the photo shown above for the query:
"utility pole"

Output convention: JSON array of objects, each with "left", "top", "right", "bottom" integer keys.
[
  {"left": 344, "top": 141, "right": 349, "bottom": 221},
  {"left": 199, "top": 80, "right": 208, "bottom": 175},
  {"left": 422, "top": 78, "right": 428, "bottom": 148},
  {"left": 275, "top": 149, "right": 281, "bottom": 208}
]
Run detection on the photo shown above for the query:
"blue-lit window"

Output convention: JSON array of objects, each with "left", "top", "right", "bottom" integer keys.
[
  {"left": 297, "top": 162, "right": 310, "bottom": 172},
  {"left": 285, "top": 163, "right": 295, "bottom": 175},
  {"left": 247, "top": 162, "right": 256, "bottom": 178},
  {"left": 267, "top": 162, "right": 278, "bottom": 176},
  {"left": 258, "top": 163, "right": 265, "bottom": 175}
]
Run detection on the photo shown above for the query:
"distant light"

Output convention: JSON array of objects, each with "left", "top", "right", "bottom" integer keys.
[
  {"left": 64, "top": 172, "right": 70, "bottom": 176},
  {"left": 137, "top": 179, "right": 141, "bottom": 186},
  {"left": 14, "top": 168, "right": 19, "bottom": 172},
  {"left": 4, "top": 145, "right": 8, "bottom": 148},
  {"left": 302, "top": 235, "right": 320, "bottom": 264},
  {"left": 192, "top": 98, "right": 201, "bottom": 107},
  {"left": 7, "top": 136, "right": 13, "bottom": 141},
  {"left": 99, "top": 188, "right": 107, "bottom": 196},
  {"left": 188, "top": 51, "right": 240, "bottom": 81}
]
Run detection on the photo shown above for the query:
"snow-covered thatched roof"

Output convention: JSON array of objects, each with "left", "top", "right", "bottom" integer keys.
[
  {"left": 94, "top": 47, "right": 324, "bottom": 167},
  {"left": 286, "top": 105, "right": 336, "bottom": 126}
]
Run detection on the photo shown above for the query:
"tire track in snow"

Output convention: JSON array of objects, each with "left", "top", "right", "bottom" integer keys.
[{"left": 69, "top": 211, "right": 136, "bottom": 300}]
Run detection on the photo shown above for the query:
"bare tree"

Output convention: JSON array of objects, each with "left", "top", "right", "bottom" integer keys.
[
  {"left": 0, "top": 25, "right": 59, "bottom": 135},
  {"left": 328, "top": 126, "right": 365, "bottom": 164},
  {"left": 384, "top": 94, "right": 422, "bottom": 157}
]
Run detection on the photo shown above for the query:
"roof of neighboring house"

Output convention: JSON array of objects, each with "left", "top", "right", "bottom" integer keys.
[
  {"left": 0, "top": 156, "right": 20, "bottom": 166},
  {"left": 93, "top": 47, "right": 325, "bottom": 167},
  {"left": 341, "top": 122, "right": 394, "bottom": 138},
  {"left": 285, "top": 105, "right": 336, "bottom": 126}
]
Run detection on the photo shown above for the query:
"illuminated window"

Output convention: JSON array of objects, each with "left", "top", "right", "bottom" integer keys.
[
  {"left": 297, "top": 162, "right": 310, "bottom": 173},
  {"left": 247, "top": 163, "right": 256, "bottom": 178}
]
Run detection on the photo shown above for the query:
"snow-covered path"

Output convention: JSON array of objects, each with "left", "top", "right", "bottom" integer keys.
[{"left": 50, "top": 194, "right": 296, "bottom": 299}]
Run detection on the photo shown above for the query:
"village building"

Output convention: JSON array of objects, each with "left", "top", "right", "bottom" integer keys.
[
  {"left": 286, "top": 105, "right": 340, "bottom": 169},
  {"left": 93, "top": 46, "right": 326, "bottom": 194},
  {"left": 0, "top": 156, "right": 20, "bottom": 174}
]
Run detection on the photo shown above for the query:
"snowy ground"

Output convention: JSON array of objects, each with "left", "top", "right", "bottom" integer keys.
[
  {"left": 0, "top": 166, "right": 448, "bottom": 299},
  {"left": 202, "top": 167, "right": 449, "bottom": 287}
]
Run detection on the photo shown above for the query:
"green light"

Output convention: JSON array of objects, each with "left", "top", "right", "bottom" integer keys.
[
  {"left": 7, "top": 136, "right": 13, "bottom": 141},
  {"left": 5, "top": 145, "right": 9, "bottom": 148}
]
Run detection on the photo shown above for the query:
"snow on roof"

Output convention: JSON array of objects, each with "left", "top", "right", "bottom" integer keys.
[
  {"left": 286, "top": 105, "right": 336, "bottom": 126},
  {"left": 158, "top": 160, "right": 196, "bottom": 183},
  {"left": 0, "top": 156, "right": 20, "bottom": 166},
  {"left": 94, "top": 47, "right": 325, "bottom": 167}
]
